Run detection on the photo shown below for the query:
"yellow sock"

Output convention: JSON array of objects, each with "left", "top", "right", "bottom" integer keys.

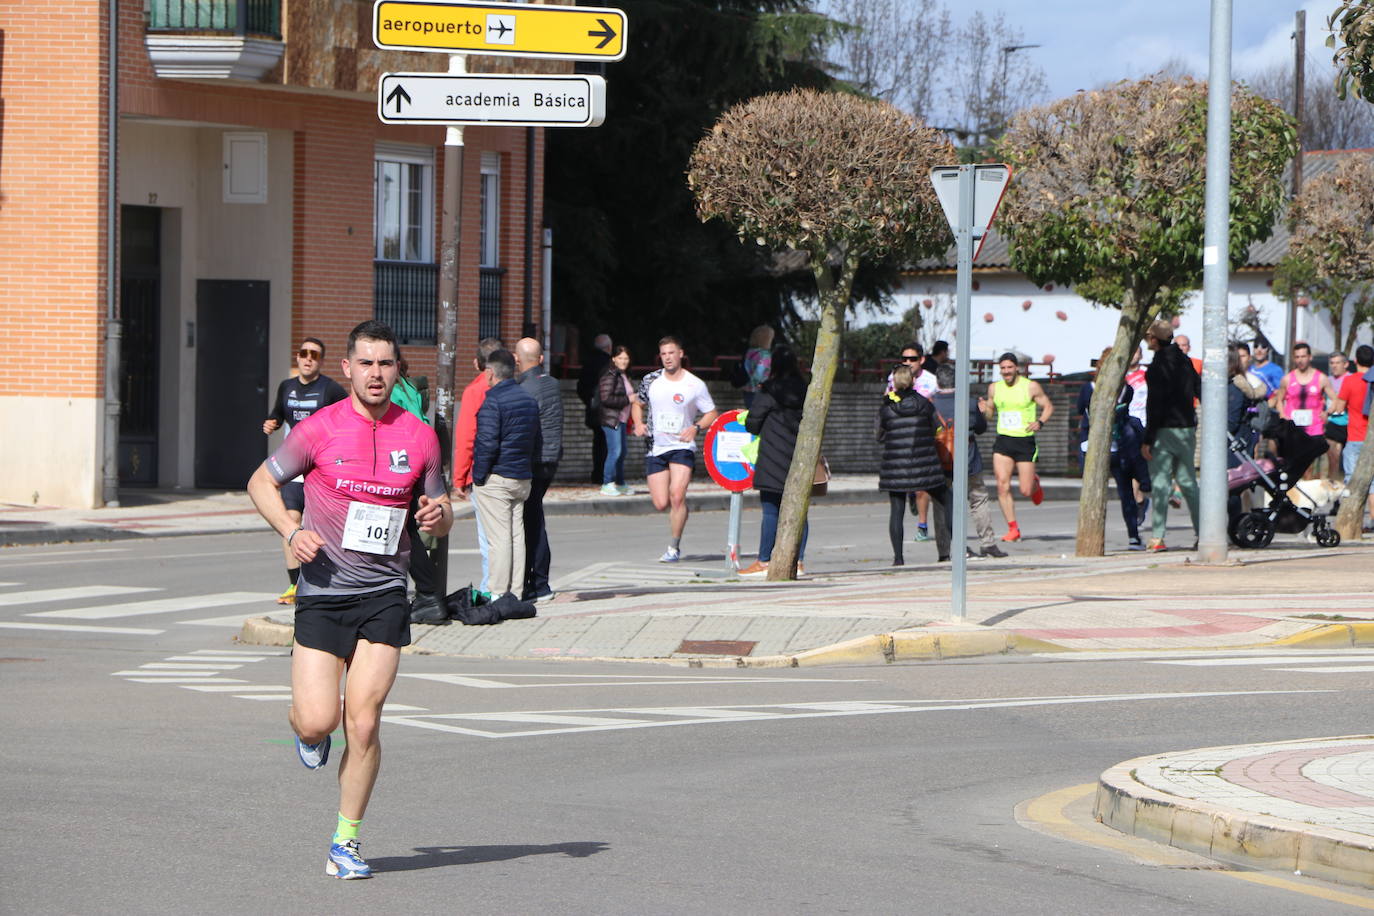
[{"left": 333, "top": 813, "right": 362, "bottom": 844}]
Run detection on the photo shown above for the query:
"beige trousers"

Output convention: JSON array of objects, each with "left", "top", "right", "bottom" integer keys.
[{"left": 472, "top": 474, "right": 532, "bottom": 597}]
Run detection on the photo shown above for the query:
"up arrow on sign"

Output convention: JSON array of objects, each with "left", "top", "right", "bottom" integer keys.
[{"left": 929, "top": 164, "right": 1011, "bottom": 261}]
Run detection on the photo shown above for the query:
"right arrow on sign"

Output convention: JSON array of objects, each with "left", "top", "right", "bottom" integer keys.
[
  {"left": 386, "top": 83, "right": 412, "bottom": 114},
  {"left": 930, "top": 164, "right": 1012, "bottom": 260},
  {"left": 587, "top": 18, "right": 617, "bottom": 48}
]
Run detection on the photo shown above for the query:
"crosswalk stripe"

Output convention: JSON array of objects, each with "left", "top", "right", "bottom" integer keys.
[
  {"left": 139, "top": 663, "right": 243, "bottom": 670},
  {"left": 1271, "top": 665, "right": 1374, "bottom": 673},
  {"left": 181, "top": 684, "right": 290, "bottom": 693},
  {"left": 0, "top": 585, "right": 156, "bottom": 607},
  {"left": 111, "top": 670, "right": 220, "bottom": 678},
  {"left": 190, "top": 648, "right": 289, "bottom": 656},
  {"left": 0, "top": 621, "right": 164, "bottom": 635},
  {"left": 237, "top": 695, "right": 293, "bottom": 701},
  {"left": 26, "top": 591, "right": 274, "bottom": 620},
  {"left": 124, "top": 677, "right": 249, "bottom": 684},
  {"left": 165, "top": 656, "right": 269, "bottom": 663}
]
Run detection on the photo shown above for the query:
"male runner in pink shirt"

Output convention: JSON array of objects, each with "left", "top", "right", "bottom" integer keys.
[{"left": 247, "top": 320, "right": 452, "bottom": 879}]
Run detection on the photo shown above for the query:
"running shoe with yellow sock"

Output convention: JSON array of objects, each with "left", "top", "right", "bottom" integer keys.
[{"left": 326, "top": 813, "right": 371, "bottom": 879}]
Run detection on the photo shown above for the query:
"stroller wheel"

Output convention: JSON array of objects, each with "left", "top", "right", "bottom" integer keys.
[
  {"left": 1315, "top": 527, "right": 1341, "bottom": 548},
  {"left": 1231, "top": 511, "right": 1275, "bottom": 549}
]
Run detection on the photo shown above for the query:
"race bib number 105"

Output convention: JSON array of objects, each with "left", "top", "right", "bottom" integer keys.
[{"left": 341, "top": 502, "right": 404, "bottom": 556}]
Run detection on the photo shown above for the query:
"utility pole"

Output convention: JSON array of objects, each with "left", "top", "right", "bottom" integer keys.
[
  {"left": 1287, "top": 9, "right": 1306, "bottom": 363},
  {"left": 1197, "top": 0, "right": 1232, "bottom": 565},
  {"left": 432, "top": 53, "right": 468, "bottom": 600}
]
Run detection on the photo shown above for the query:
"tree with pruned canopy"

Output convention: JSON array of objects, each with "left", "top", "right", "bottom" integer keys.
[
  {"left": 996, "top": 76, "right": 1296, "bottom": 557},
  {"left": 688, "top": 88, "right": 956, "bottom": 580}
]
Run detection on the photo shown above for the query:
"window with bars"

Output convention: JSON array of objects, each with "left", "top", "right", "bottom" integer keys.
[{"left": 374, "top": 144, "right": 436, "bottom": 342}]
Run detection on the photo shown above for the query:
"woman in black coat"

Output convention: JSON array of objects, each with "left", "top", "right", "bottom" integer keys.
[
  {"left": 741, "top": 344, "right": 809, "bottom": 576},
  {"left": 878, "top": 365, "right": 953, "bottom": 565},
  {"left": 596, "top": 346, "right": 635, "bottom": 494}
]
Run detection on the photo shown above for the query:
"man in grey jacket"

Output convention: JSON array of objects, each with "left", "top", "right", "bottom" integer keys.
[{"left": 515, "top": 337, "right": 564, "bottom": 602}]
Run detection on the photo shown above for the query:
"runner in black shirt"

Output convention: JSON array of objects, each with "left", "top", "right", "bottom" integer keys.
[{"left": 262, "top": 336, "right": 347, "bottom": 603}]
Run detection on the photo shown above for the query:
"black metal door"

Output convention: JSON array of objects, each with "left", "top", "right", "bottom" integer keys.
[
  {"left": 119, "top": 206, "right": 160, "bottom": 486},
  {"left": 195, "top": 279, "right": 270, "bottom": 489}
]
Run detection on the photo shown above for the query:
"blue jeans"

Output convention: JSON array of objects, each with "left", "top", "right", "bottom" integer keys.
[
  {"left": 1345, "top": 440, "right": 1374, "bottom": 494},
  {"left": 758, "top": 490, "right": 808, "bottom": 562},
  {"left": 601, "top": 424, "right": 626, "bottom": 485}
]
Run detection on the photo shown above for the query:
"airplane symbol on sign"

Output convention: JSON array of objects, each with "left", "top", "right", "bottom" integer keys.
[
  {"left": 485, "top": 14, "right": 515, "bottom": 45},
  {"left": 489, "top": 20, "right": 511, "bottom": 38}
]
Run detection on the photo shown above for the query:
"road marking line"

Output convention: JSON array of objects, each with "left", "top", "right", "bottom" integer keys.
[
  {"left": 396, "top": 672, "right": 869, "bottom": 689},
  {"left": 27, "top": 591, "right": 273, "bottom": 620},
  {"left": 190, "top": 648, "right": 290, "bottom": 656},
  {"left": 0, "top": 548, "right": 129, "bottom": 563},
  {"left": 139, "top": 663, "right": 243, "bottom": 670},
  {"left": 164, "top": 656, "right": 269, "bottom": 663},
  {"left": 385, "top": 690, "right": 1328, "bottom": 739},
  {"left": 111, "top": 670, "right": 221, "bottom": 677},
  {"left": 181, "top": 684, "right": 290, "bottom": 692},
  {"left": 0, "top": 621, "right": 164, "bottom": 635},
  {"left": 1271, "top": 665, "right": 1374, "bottom": 673},
  {"left": 1224, "top": 871, "right": 1374, "bottom": 908},
  {"left": 237, "top": 695, "right": 293, "bottom": 701},
  {"left": 124, "top": 677, "right": 250, "bottom": 684},
  {"left": 0, "top": 585, "right": 156, "bottom": 607},
  {"left": 1152, "top": 656, "right": 1374, "bottom": 667}
]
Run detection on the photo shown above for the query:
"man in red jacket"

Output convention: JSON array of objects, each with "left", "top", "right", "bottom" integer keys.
[{"left": 451, "top": 337, "right": 504, "bottom": 600}]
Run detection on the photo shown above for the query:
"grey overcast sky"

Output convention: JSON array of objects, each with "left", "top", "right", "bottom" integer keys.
[{"left": 975, "top": 0, "right": 1336, "bottom": 99}]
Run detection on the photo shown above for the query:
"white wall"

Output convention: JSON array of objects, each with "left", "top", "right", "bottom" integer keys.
[
  {"left": 887, "top": 271, "right": 1298, "bottom": 374},
  {"left": 0, "top": 397, "right": 103, "bottom": 508}
]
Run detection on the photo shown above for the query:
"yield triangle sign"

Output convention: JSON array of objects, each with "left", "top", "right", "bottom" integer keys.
[{"left": 929, "top": 164, "right": 1013, "bottom": 260}]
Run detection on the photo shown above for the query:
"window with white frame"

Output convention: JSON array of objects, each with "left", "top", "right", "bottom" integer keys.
[
  {"left": 374, "top": 144, "right": 434, "bottom": 262},
  {"left": 479, "top": 152, "right": 501, "bottom": 267}
]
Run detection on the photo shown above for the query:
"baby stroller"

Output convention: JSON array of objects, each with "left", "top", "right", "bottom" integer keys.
[{"left": 1226, "top": 424, "right": 1340, "bottom": 549}]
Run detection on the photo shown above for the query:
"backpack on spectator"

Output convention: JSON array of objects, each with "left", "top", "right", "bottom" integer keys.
[{"left": 933, "top": 409, "right": 956, "bottom": 472}]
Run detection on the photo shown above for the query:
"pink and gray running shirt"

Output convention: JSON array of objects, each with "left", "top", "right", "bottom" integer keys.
[{"left": 267, "top": 399, "right": 445, "bottom": 597}]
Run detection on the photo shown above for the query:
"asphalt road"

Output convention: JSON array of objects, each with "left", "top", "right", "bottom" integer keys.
[{"left": 3, "top": 522, "right": 1373, "bottom": 913}]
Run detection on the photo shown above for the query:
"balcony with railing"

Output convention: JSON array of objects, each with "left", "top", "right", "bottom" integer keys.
[
  {"left": 145, "top": 0, "right": 285, "bottom": 80},
  {"left": 375, "top": 261, "right": 438, "bottom": 344},
  {"left": 479, "top": 267, "right": 505, "bottom": 340}
]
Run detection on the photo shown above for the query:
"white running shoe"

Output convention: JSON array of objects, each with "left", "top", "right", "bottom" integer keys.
[{"left": 659, "top": 547, "right": 681, "bottom": 563}]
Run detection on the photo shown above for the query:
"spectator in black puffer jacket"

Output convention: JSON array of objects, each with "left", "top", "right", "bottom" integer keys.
[
  {"left": 878, "top": 365, "right": 952, "bottom": 566},
  {"left": 740, "top": 344, "right": 809, "bottom": 577}
]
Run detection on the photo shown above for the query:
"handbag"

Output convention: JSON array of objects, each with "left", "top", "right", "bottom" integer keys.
[
  {"left": 811, "top": 454, "right": 831, "bottom": 497},
  {"left": 933, "top": 409, "right": 956, "bottom": 473}
]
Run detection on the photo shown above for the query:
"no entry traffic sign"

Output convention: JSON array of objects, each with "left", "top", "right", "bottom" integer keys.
[{"left": 703, "top": 409, "right": 755, "bottom": 493}]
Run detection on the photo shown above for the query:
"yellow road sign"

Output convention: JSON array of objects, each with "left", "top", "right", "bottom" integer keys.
[{"left": 374, "top": 1, "right": 627, "bottom": 61}]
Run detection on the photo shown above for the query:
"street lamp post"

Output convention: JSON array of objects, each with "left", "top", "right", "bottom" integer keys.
[{"left": 997, "top": 44, "right": 1040, "bottom": 140}]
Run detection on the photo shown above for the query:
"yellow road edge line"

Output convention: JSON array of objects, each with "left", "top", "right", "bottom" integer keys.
[{"left": 1224, "top": 870, "right": 1374, "bottom": 910}]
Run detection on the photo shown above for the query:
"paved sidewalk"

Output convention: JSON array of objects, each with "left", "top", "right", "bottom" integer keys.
[
  {"left": 0, "top": 474, "right": 1084, "bottom": 546},
  {"left": 1097, "top": 736, "right": 1374, "bottom": 889}
]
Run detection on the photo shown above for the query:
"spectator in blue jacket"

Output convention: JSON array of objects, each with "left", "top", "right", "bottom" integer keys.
[
  {"left": 472, "top": 349, "right": 539, "bottom": 599},
  {"left": 515, "top": 337, "right": 564, "bottom": 603}
]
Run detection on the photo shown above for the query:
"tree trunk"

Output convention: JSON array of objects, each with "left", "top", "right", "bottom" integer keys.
[
  {"left": 1335, "top": 413, "right": 1374, "bottom": 541},
  {"left": 1074, "top": 287, "right": 1155, "bottom": 556},
  {"left": 768, "top": 246, "right": 856, "bottom": 580}
]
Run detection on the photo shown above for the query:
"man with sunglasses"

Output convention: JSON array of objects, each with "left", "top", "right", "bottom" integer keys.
[{"left": 264, "top": 337, "right": 347, "bottom": 604}]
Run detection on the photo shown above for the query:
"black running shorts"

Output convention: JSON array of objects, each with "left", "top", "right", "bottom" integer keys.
[
  {"left": 294, "top": 587, "right": 410, "bottom": 658},
  {"left": 993, "top": 434, "right": 1038, "bottom": 464},
  {"left": 281, "top": 480, "right": 306, "bottom": 512}
]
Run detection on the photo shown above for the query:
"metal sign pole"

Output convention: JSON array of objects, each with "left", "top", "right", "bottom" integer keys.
[
  {"left": 726, "top": 491, "right": 743, "bottom": 574},
  {"left": 951, "top": 165, "right": 975, "bottom": 621}
]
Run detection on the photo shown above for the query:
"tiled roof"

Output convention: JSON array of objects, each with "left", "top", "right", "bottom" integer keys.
[{"left": 905, "top": 149, "right": 1374, "bottom": 275}]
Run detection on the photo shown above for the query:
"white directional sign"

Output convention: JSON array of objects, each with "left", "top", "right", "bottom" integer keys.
[
  {"left": 930, "top": 164, "right": 1012, "bottom": 260},
  {"left": 377, "top": 73, "right": 606, "bottom": 127}
]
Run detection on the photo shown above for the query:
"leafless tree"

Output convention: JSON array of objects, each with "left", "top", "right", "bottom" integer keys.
[
  {"left": 1246, "top": 58, "right": 1374, "bottom": 151},
  {"left": 824, "top": 0, "right": 950, "bottom": 120},
  {"left": 820, "top": 2, "right": 1046, "bottom": 146}
]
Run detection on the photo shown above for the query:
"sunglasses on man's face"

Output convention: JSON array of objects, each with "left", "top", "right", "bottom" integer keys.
[
  {"left": 298, "top": 349, "right": 322, "bottom": 360},
  {"left": 899, "top": 355, "right": 921, "bottom": 362}
]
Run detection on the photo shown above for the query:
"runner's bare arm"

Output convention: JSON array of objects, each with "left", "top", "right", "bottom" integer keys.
[
  {"left": 983, "top": 383, "right": 997, "bottom": 418},
  {"left": 631, "top": 400, "right": 646, "bottom": 437},
  {"left": 246, "top": 463, "right": 323, "bottom": 563},
  {"left": 414, "top": 494, "right": 453, "bottom": 538},
  {"left": 1030, "top": 382, "right": 1054, "bottom": 427}
]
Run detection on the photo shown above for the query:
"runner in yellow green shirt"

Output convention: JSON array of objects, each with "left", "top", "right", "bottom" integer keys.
[{"left": 982, "top": 352, "right": 1054, "bottom": 542}]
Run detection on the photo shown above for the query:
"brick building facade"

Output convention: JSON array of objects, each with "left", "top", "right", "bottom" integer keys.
[{"left": 1, "top": 0, "right": 554, "bottom": 507}]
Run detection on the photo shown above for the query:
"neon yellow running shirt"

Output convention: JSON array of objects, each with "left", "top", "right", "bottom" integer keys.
[{"left": 993, "top": 376, "right": 1036, "bottom": 437}]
